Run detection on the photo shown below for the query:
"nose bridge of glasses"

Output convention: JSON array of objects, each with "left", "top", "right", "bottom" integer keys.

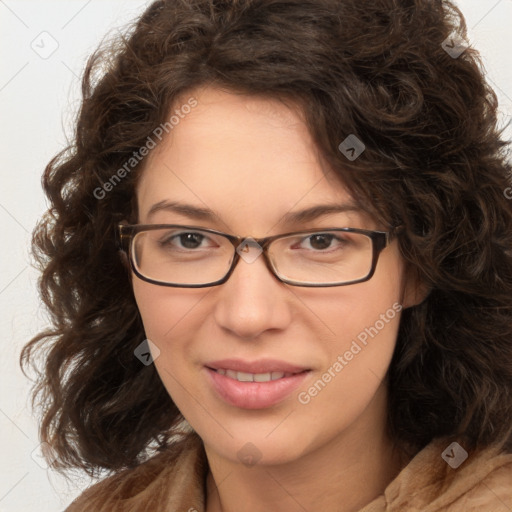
[{"left": 232, "top": 236, "right": 273, "bottom": 269}]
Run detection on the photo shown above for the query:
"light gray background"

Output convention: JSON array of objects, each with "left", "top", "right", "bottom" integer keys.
[{"left": 1, "top": 1, "right": 511, "bottom": 510}]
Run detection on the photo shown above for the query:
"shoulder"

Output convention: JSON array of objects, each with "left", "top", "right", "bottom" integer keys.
[
  {"left": 378, "top": 437, "right": 512, "bottom": 511},
  {"left": 65, "top": 433, "right": 207, "bottom": 512},
  {"left": 457, "top": 449, "right": 512, "bottom": 510}
]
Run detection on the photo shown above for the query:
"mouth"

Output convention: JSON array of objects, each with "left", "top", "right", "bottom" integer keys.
[
  {"left": 207, "top": 368, "right": 303, "bottom": 382},
  {"left": 204, "top": 359, "right": 311, "bottom": 409}
]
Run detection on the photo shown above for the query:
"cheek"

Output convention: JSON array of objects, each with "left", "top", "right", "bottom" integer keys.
[
  {"left": 322, "top": 302, "right": 401, "bottom": 397},
  {"left": 134, "top": 277, "right": 194, "bottom": 329},
  {"left": 132, "top": 279, "right": 209, "bottom": 364},
  {"left": 296, "top": 242, "right": 404, "bottom": 352},
  {"left": 132, "top": 280, "right": 212, "bottom": 423},
  {"left": 291, "top": 299, "right": 402, "bottom": 455},
  {"left": 293, "top": 248, "right": 404, "bottom": 415}
]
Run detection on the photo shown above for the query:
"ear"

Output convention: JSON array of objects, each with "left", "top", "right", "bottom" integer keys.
[{"left": 400, "top": 265, "right": 431, "bottom": 309}]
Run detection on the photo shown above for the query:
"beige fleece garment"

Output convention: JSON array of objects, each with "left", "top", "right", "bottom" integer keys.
[{"left": 66, "top": 433, "right": 512, "bottom": 512}]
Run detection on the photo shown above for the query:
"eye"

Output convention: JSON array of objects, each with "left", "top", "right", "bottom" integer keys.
[
  {"left": 297, "top": 233, "right": 347, "bottom": 251},
  {"left": 159, "top": 231, "right": 217, "bottom": 250}
]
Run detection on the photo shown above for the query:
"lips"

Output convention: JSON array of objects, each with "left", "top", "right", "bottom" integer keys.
[{"left": 204, "top": 358, "right": 311, "bottom": 409}]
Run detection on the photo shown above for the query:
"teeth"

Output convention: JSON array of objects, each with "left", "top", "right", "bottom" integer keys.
[
  {"left": 217, "top": 369, "right": 288, "bottom": 382},
  {"left": 254, "top": 372, "right": 272, "bottom": 382},
  {"left": 237, "top": 371, "right": 254, "bottom": 382}
]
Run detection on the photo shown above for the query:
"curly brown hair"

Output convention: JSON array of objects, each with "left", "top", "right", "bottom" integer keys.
[{"left": 21, "top": 0, "right": 512, "bottom": 477}]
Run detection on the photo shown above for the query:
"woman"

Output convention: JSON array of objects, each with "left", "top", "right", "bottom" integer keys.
[{"left": 21, "top": 0, "right": 512, "bottom": 510}]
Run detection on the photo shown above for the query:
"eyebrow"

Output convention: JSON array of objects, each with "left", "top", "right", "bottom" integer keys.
[{"left": 147, "top": 200, "right": 364, "bottom": 225}]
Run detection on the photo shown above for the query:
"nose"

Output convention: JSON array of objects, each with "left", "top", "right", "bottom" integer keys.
[{"left": 213, "top": 245, "right": 293, "bottom": 340}]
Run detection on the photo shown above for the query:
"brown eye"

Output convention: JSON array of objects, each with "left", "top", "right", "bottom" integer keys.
[
  {"left": 158, "top": 231, "right": 211, "bottom": 250},
  {"left": 176, "top": 232, "right": 205, "bottom": 249},
  {"left": 307, "top": 234, "right": 335, "bottom": 250}
]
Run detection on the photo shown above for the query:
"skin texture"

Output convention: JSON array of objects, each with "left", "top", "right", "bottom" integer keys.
[{"left": 133, "top": 86, "right": 425, "bottom": 512}]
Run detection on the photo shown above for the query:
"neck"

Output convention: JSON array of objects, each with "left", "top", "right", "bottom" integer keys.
[{"left": 205, "top": 385, "right": 408, "bottom": 512}]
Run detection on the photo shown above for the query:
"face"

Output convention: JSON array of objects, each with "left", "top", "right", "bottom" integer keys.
[{"left": 133, "top": 86, "right": 413, "bottom": 466}]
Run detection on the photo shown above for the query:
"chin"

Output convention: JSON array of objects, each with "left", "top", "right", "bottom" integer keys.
[{"left": 199, "top": 423, "right": 312, "bottom": 467}]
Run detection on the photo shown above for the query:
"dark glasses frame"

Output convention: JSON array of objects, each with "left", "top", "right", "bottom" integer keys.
[{"left": 117, "top": 223, "right": 403, "bottom": 288}]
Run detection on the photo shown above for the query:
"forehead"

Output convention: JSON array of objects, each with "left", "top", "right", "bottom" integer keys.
[{"left": 136, "top": 87, "right": 373, "bottom": 232}]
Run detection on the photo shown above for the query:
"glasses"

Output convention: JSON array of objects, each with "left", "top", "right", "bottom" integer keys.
[{"left": 117, "top": 224, "right": 401, "bottom": 288}]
